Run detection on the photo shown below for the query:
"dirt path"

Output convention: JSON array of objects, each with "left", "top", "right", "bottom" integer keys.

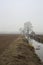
[{"left": 0, "top": 36, "right": 43, "bottom": 65}]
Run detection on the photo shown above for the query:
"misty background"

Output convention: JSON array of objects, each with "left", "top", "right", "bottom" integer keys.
[{"left": 0, "top": 0, "right": 43, "bottom": 34}]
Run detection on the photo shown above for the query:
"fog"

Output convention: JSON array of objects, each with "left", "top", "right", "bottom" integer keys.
[{"left": 0, "top": 0, "right": 43, "bottom": 34}]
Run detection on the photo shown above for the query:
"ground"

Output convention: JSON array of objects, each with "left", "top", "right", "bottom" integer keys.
[{"left": 0, "top": 34, "right": 43, "bottom": 65}]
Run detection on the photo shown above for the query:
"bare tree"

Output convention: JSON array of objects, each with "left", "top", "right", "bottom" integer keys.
[
  {"left": 19, "top": 27, "right": 24, "bottom": 35},
  {"left": 19, "top": 27, "right": 22, "bottom": 34},
  {"left": 24, "top": 21, "right": 32, "bottom": 40}
]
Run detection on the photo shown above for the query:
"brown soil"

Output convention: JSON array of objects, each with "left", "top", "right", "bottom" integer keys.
[
  {"left": 0, "top": 34, "right": 43, "bottom": 65},
  {"left": 0, "top": 34, "right": 19, "bottom": 54}
]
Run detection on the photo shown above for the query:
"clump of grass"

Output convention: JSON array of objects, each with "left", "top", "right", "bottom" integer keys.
[{"left": 22, "top": 38, "right": 28, "bottom": 43}]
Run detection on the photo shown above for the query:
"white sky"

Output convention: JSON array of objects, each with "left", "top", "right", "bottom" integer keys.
[{"left": 0, "top": 0, "right": 43, "bottom": 34}]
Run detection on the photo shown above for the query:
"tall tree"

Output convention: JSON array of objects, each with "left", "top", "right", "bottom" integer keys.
[{"left": 24, "top": 21, "right": 32, "bottom": 39}]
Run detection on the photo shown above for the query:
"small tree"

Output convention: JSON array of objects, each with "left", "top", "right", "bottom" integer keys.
[
  {"left": 19, "top": 27, "right": 25, "bottom": 35},
  {"left": 19, "top": 28, "right": 22, "bottom": 34}
]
